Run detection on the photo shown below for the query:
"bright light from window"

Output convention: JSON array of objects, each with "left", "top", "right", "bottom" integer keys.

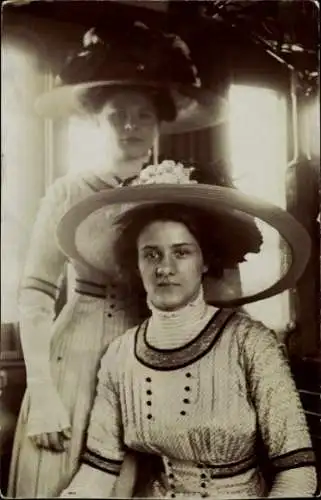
[
  {"left": 67, "top": 116, "right": 119, "bottom": 173},
  {"left": 228, "top": 85, "right": 290, "bottom": 334},
  {"left": 307, "top": 97, "right": 320, "bottom": 158},
  {"left": 1, "top": 44, "right": 39, "bottom": 322}
]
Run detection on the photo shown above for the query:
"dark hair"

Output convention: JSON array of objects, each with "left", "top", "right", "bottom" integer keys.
[
  {"left": 79, "top": 85, "right": 177, "bottom": 123},
  {"left": 114, "top": 203, "right": 263, "bottom": 290}
]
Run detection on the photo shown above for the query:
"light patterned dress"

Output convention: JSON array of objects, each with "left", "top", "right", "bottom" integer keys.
[
  {"left": 8, "top": 170, "right": 147, "bottom": 498},
  {"left": 76, "top": 308, "right": 316, "bottom": 498}
]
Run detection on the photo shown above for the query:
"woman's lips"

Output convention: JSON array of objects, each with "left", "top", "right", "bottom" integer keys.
[
  {"left": 120, "top": 137, "right": 143, "bottom": 143},
  {"left": 156, "top": 282, "right": 180, "bottom": 288}
]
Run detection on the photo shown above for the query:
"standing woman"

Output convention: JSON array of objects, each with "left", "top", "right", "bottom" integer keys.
[{"left": 8, "top": 21, "right": 226, "bottom": 498}]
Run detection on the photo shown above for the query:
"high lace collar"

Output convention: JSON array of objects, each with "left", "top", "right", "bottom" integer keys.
[{"left": 146, "top": 287, "right": 218, "bottom": 349}]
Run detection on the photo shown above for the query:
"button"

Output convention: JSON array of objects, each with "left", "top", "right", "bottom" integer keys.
[
  {"left": 146, "top": 389, "right": 152, "bottom": 395},
  {"left": 168, "top": 473, "right": 174, "bottom": 479},
  {"left": 146, "top": 401, "right": 152, "bottom": 406},
  {"left": 57, "top": 356, "right": 62, "bottom": 361},
  {"left": 167, "top": 461, "right": 172, "bottom": 467},
  {"left": 201, "top": 473, "right": 206, "bottom": 479},
  {"left": 146, "top": 377, "right": 152, "bottom": 382},
  {"left": 107, "top": 313, "right": 112, "bottom": 318},
  {"left": 201, "top": 482, "right": 207, "bottom": 488},
  {"left": 170, "top": 495, "right": 176, "bottom": 498},
  {"left": 147, "top": 414, "right": 152, "bottom": 419},
  {"left": 183, "top": 398, "right": 190, "bottom": 404},
  {"left": 180, "top": 410, "right": 186, "bottom": 416},
  {"left": 184, "top": 386, "right": 191, "bottom": 391},
  {"left": 110, "top": 304, "right": 115, "bottom": 309},
  {"left": 185, "top": 372, "right": 192, "bottom": 378}
]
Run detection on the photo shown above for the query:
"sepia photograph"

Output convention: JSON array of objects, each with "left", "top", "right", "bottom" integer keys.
[{"left": 1, "top": 0, "right": 320, "bottom": 497}]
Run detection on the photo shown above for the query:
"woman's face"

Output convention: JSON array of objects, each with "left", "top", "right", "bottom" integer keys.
[
  {"left": 96, "top": 90, "right": 159, "bottom": 161},
  {"left": 137, "top": 220, "right": 208, "bottom": 311}
]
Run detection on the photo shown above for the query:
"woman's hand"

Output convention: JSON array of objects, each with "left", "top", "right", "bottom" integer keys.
[
  {"left": 58, "top": 464, "right": 118, "bottom": 498},
  {"left": 30, "top": 428, "right": 71, "bottom": 452},
  {"left": 27, "top": 379, "right": 72, "bottom": 452}
]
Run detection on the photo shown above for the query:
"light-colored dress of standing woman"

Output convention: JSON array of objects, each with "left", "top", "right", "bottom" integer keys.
[
  {"left": 8, "top": 23, "right": 226, "bottom": 497},
  {"left": 7, "top": 166, "right": 147, "bottom": 498}
]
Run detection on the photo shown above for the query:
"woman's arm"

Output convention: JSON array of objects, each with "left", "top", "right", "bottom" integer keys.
[
  {"left": 18, "top": 177, "right": 70, "bottom": 438},
  {"left": 269, "top": 467, "right": 317, "bottom": 497},
  {"left": 60, "top": 464, "right": 118, "bottom": 498},
  {"left": 60, "top": 338, "right": 134, "bottom": 497},
  {"left": 240, "top": 317, "right": 317, "bottom": 497}
]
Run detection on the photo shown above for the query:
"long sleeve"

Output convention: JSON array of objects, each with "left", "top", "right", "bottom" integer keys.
[
  {"left": 240, "top": 319, "right": 317, "bottom": 496},
  {"left": 60, "top": 339, "right": 125, "bottom": 497},
  {"left": 18, "top": 177, "right": 70, "bottom": 434}
]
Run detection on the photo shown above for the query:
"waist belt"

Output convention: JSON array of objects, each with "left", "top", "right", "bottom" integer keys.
[{"left": 74, "top": 278, "right": 112, "bottom": 298}]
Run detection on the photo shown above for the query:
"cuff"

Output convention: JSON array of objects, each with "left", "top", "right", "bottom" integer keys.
[
  {"left": 81, "top": 447, "right": 123, "bottom": 476},
  {"left": 271, "top": 448, "right": 316, "bottom": 473}
]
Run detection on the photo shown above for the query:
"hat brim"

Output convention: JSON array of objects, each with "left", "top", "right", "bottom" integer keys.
[
  {"left": 56, "top": 184, "right": 311, "bottom": 307},
  {"left": 34, "top": 81, "right": 227, "bottom": 135}
]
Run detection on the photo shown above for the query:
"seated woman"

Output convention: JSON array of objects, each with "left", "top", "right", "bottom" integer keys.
[{"left": 57, "top": 164, "right": 317, "bottom": 498}]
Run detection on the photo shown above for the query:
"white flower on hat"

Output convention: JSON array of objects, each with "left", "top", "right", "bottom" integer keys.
[{"left": 131, "top": 160, "right": 197, "bottom": 186}]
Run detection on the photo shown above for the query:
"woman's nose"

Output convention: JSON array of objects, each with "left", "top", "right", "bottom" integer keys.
[
  {"left": 124, "top": 121, "right": 135, "bottom": 131},
  {"left": 123, "top": 113, "right": 138, "bottom": 131},
  {"left": 155, "top": 256, "right": 176, "bottom": 277}
]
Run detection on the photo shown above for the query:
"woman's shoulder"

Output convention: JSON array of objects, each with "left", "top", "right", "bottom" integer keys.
[
  {"left": 101, "top": 326, "right": 139, "bottom": 363},
  {"left": 50, "top": 171, "right": 118, "bottom": 210},
  {"left": 97, "top": 325, "right": 139, "bottom": 382},
  {"left": 229, "top": 309, "right": 281, "bottom": 356}
]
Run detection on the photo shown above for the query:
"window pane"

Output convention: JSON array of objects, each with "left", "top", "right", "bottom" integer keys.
[
  {"left": 1, "top": 42, "right": 45, "bottom": 322},
  {"left": 228, "top": 85, "right": 290, "bottom": 333}
]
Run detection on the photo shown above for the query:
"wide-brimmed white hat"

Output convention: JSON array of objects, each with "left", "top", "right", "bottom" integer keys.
[
  {"left": 35, "top": 23, "right": 227, "bottom": 134},
  {"left": 56, "top": 162, "right": 311, "bottom": 307}
]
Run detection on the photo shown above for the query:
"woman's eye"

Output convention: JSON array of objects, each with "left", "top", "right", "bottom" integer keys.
[
  {"left": 174, "top": 249, "right": 191, "bottom": 258},
  {"left": 140, "top": 111, "right": 154, "bottom": 121},
  {"left": 143, "top": 250, "right": 160, "bottom": 262},
  {"left": 107, "top": 111, "right": 122, "bottom": 123}
]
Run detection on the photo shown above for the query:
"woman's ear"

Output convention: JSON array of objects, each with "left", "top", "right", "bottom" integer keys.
[{"left": 202, "top": 264, "right": 209, "bottom": 274}]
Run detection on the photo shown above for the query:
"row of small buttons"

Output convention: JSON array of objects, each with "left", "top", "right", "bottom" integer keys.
[
  {"left": 164, "top": 458, "right": 176, "bottom": 497},
  {"left": 181, "top": 372, "right": 192, "bottom": 416},
  {"left": 104, "top": 293, "right": 120, "bottom": 318},
  {"left": 144, "top": 372, "right": 193, "bottom": 420},
  {"left": 145, "top": 377, "right": 153, "bottom": 420},
  {"left": 164, "top": 459, "right": 211, "bottom": 497}
]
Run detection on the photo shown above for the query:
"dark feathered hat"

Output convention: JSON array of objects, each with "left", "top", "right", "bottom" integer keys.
[{"left": 35, "top": 22, "right": 227, "bottom": 134}]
